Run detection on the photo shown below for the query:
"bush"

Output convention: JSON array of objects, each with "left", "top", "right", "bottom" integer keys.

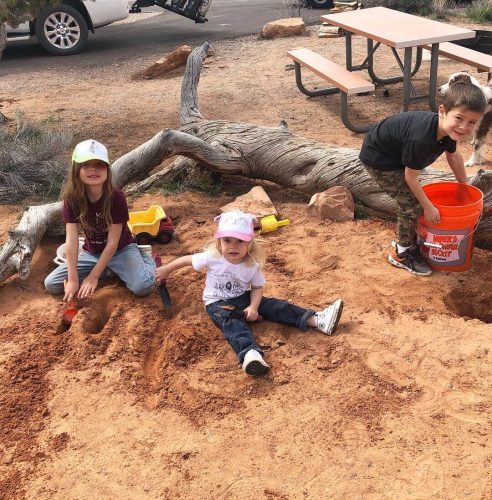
[
  {"left": 0, "top": 113, "right": 71, "bottom": 203},
  {"left": 277, "top": 0, "right": 306, "bottom": 18},
  {"left": 466, "top": 0, "right": 492, "bottom": 24},
  {"left": 430, "top": 0, "right": 457, "bottom": 19},
  {"left": 361, "top": 0, "right": 433, "bottom": 15}
]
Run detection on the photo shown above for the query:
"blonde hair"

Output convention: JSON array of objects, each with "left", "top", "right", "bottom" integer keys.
[
  {"left": 61, "top": 160, "right": 113, "bottom": 235},
  {"left": 205, "top": 236, "right": 266, "bottom": 269}
]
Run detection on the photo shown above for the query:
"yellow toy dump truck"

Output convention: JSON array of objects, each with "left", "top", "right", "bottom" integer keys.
[{"left": 128, "top": 205, "right": 175, "bottom": 245}]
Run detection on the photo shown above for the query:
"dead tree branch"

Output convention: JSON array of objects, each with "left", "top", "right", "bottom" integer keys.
[{"left": 1, "top": 42, "right": 491, "bottom": 285}]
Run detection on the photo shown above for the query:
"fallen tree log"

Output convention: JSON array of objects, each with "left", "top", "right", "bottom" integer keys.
[{"left": 1, "top": 42, "right": 491, "bottom": 284}]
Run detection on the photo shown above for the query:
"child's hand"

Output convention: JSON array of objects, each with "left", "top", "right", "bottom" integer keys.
[
  {"left": 155, "top": 265, "right": 171, "bottom": 283},
  {"left": 63, "top": 279, "right": 79, "bottom": 302},
  {"left": 243, "top": 306, "right": 259, "bottom": 322},
  {"left": 424, "top": 205, "right": 441, "bottom": 225},
  {"left": 78, "top": 275, "right": 99, "bottom": 299}
]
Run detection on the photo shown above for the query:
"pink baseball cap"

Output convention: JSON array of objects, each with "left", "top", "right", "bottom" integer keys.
[{"left": 214, "top": 210, "right": 255, "bottom": 241}]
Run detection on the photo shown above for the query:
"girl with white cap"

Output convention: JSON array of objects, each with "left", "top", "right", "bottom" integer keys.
[
  {"left": 156, "top": 209, "right": 343, "bottom": 376},
  {"left": 44, "top": 139, "right": 155, "bottom": 300}
]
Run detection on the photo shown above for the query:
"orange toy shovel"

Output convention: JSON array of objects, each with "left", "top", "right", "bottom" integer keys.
[{"left": 63, "top": 280, "right": 79, "bottom": 326}]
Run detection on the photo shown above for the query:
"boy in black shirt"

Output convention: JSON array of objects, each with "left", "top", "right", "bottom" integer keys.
[{"left": 359, "top": 82, "right": 486, "bottom": 276}]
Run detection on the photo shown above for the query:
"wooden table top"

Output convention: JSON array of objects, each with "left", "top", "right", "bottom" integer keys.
[{"left": 321, "top": 7, "right": 475, "bottom": 49}]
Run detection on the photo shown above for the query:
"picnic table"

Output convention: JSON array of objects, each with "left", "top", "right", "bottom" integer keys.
[{"left": 320, "top": 7, "right": 475, "bottom": 112}]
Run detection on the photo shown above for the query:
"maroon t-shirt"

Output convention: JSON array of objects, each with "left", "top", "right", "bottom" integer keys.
[{"left": 62, "top": 188, "right": 135, "bottom": 255}]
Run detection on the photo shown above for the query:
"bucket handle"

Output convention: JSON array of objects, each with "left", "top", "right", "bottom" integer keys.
[{"left": 417, "top": 210, "right": 483, "bottom": 248}]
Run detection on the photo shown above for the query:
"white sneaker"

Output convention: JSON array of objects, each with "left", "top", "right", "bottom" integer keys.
[
  {"left": 242, "top": 349, "right": 270, "bottom": 376},
  {"left": 316, "top": 298, "right": 343, "bottom": 335},
  {"left": 138, "top": 245, "right": 153, "bottom": 258}
]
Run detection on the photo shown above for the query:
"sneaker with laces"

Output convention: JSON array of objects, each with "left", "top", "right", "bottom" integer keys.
[
  {"left": 388, "top": 245, "right": 432, "bottom": 276},
  {"left": 316, "top": 298, "right": 344, "bottom": 335},
  {"left": 138, "top": 245, "right": 153, "bottom": 258},
  {"left": 242, "top": 349, "right": 270, "bottom": 376}
]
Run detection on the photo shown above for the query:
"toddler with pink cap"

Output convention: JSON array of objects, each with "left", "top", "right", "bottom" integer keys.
[{"left": 155, "top": 209, "right": 343, "bottom": 376}]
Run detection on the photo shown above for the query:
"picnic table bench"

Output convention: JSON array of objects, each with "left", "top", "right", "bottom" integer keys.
[
  {"left": 286, "top": 47, "right": 375, "bottom": 133},
  {"left": 421, "top": 42, "right": 492, "bottom": 79}
]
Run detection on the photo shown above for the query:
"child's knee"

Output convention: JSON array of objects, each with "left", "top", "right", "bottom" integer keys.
[
  {"left": 44, "top": 275, "right": 63, "bottom": 295},
  {"left": 129, "top": 281, "right": 155, "bottom": 297}
]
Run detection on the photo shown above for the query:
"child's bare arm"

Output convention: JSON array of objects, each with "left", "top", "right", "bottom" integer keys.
[
  {"left": 64, "top": 223, "right": 81, "bottom": 301},
  {"left": 445, "top": 150, "right": 468, "bottom": 184},
  {"left": 244, "top": 286, "right": 263, "bottom": 321},
  {"left": 156, "top": 255, "right": 193, "bottom": 282},
  {"left": 88, "top": 224, "right": 121, "bottom": 279},
  {"left": 404, "top": 167, "right": 441, "bottom": 224}
]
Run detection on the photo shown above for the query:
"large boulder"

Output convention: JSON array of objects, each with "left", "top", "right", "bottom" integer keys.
[
  {"left": 261, "top": 18, "right": 305, "bottom": 39},
  {"left": 221, "top": 186, "right": 278, "bottom": 219},
  {"left": 308, "top": 186, "right": 354, "bottom": 222}
]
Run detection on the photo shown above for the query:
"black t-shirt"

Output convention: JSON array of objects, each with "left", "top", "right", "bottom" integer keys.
[{"left": 359, "top": 111, "right": 456, "bottom": 171}]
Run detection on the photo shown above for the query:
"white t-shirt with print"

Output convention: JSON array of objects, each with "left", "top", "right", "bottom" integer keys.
[{"left": 192, "top": 251, "right": 266, "bottom": 305}]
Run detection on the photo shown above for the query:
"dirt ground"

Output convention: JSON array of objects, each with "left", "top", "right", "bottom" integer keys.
[{"left": 1, "top": 17, "right": 492, "bottom": 499}]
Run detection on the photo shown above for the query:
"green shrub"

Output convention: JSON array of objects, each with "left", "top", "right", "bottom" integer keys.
[
  {"left": 466, "top": 0, "right": 492, "bottom": 24},
  {"left": 362, "top": 0, "right": 433, "bottom": 15},
  {"left": 354, "top": 200, "right": 368, "bottom": 219}
]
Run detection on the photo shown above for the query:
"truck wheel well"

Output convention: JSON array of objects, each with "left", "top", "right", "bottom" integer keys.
[
  {"left": 62, "top": 0, "right": 94, "bottom": 31},
  {"left": 33, "top": 0, "right": 94, "bottom": 34}
]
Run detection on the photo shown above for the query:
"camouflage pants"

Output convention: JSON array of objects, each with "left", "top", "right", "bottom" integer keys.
[{"left": 364, "top": 165, "right": 422, "bottom": 247}]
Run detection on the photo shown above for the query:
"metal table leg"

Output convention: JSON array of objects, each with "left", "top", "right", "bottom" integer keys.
[
  {"left": 367, "top": 41, "right": 422, "bottom": 85},
  {"left": 340, "top": 94, "right": 375, "bottom": 133},
  {"left": 428, "top": 43, "right": 439, "bottom": 112},
  {"left": 402, "top": 47, "right": 412, "bottom": 111},
  {"left": 346, "top": 31, "right": 353, "bottom": 70},
  {"left": 293, "top": 62, "right": 340, "bottom": 97}
]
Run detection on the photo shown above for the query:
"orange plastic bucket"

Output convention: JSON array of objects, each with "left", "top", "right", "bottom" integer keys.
[{"left": 417, "top": 182, "right": 483, "bottom": 272}]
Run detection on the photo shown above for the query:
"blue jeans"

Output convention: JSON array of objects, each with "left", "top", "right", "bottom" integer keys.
[
  {"left": 44, "top": 243, "right": 155, "bottom": 296},
  {"left": 206, "top": 291, "right": 315, "bottom": 363}
]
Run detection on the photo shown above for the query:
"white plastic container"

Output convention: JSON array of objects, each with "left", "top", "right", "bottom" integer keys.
[{"left": 54, "top": 237, "right": 85, "bottom": 266}]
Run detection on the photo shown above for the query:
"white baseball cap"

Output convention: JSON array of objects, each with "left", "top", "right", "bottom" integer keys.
[
  {"left": 72, "top": 139, "right": 110, "bottom": 165},
  {"left": 215, "top": 210, "right": 256, "bottom": 241}
]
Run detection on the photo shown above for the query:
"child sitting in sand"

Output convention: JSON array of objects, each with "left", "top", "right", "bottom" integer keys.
[{"left": 155, "top": 209, "right": 343, "bottom": 376}]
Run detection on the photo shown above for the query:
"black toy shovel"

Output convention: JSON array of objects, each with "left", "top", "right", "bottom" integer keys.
[
  {"left": 158, "top": 281, "right": 172, "bottom": 316},
  {"left": 154, "top": 254, "right": 172, "bottom": 316}
]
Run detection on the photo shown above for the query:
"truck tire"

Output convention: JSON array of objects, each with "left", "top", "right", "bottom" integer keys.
[
  {"left": 198, "top": 0, "right": 212, "bottom": 16},
  {"left": 309, "top": 0, "right": 334, "bottom": 8},
  {"left": 157, "top": 230, "right": 173, "bottom": 244},
  {"left": 35, "top": 4, "right": 89, "bottom": 55},
  {"left": 136, "top": 233, "right": 153, "bottom": 245}
]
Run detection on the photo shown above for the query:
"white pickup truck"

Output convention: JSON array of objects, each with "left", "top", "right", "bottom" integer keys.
[{"left": 6, "top": 0, "right": 212, "bottom": 55}]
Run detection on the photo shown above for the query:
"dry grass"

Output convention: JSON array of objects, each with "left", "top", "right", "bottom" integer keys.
[{"left": 0, "top": 114, "right": 71, "bottom": 203}]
